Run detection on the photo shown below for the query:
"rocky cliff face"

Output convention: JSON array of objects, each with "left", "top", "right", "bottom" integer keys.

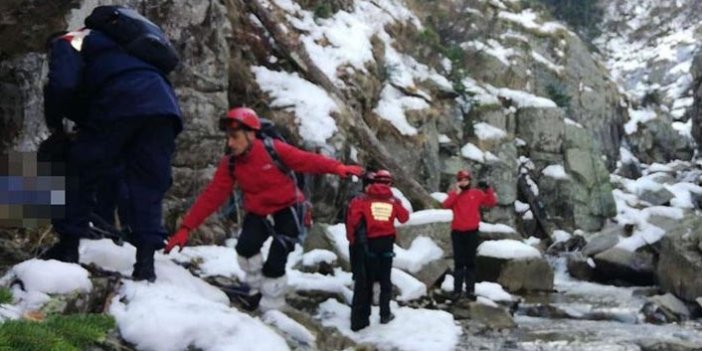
[
  {"left": 1, "top": 0, "right": 686, "bottom": 241},
  {"left": 597, "top": 0, "right": 698, "bottom": 161}
]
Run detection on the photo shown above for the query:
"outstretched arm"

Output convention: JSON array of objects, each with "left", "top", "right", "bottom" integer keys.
[
  {"left": 274, "top": 140, "right": 362, "bottom": 177},
  {"left": 181, "top": 157, "right": 236, "bottom": 230}
]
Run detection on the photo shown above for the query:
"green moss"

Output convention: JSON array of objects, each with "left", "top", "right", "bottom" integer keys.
[
  {"left": 313, "top": 4, "right": 332, "bottom": 19},
  {"left": 442, "top": 45, "right": 464, "bottom": 65},
  {"left": 546, "top": 84, "right": 571, "bottom": 108},
  {"left": 0, "top": 288, "right": 12, "bottom": 305},
  {"left": 46, "top": 314, "right": 116, "bottom": 348},
  {"left": 0, "top": 320, "right": 75, "bottom": 351},
  {"left": 641, "top": 90, "right": 661, "bottom": 107},
  {"left": 418, "top": 28, "right": 441, "bottom": 47},
  {"left": 0, "top": 314, "right": 115, "bottom": 351}
]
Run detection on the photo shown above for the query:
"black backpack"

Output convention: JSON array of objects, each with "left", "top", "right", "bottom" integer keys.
[{"left": 84, "top": 5, "right": 180, "bottom": 74}]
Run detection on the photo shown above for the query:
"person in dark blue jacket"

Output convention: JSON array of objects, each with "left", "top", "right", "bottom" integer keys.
[
  {"left": 43, "top": 31, "right": 129, "bottom": 233},
  {"left": 43, "top": 27, "right": 182, "bottom": 282}
]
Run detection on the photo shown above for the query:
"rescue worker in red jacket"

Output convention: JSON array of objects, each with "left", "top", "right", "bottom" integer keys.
[
  {"left": 346, "top": 170, "right": 410, "bottom": 331},
  {"left": 442, "top": 169, "right": 497, "bottom": 300},
  {"left": 165, "top": 107, "right": 363, "bottom": 311}
]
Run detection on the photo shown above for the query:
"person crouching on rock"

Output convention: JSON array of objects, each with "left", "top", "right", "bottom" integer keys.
[
  {"left": 346, "top": 170, "right": 409, "bottom": 331},
  {"left": 164, "top": 107, "right": 363, "bottom": 311},
  {"left": 442, "top": 169, "right": 497, "bottom": 301}
]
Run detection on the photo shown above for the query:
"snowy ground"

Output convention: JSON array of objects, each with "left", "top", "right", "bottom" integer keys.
[{"left": 0, "top": 217, "right": 475, "bottom": 351}]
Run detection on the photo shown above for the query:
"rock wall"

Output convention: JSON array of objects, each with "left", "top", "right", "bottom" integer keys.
[{"left": 0, "top": 0, "right": 634, "bottom": 240}]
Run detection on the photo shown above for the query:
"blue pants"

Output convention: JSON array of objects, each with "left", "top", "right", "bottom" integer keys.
[
  {"left": 95, "top": 165, "right": 130, "bottom": 227},
  {"left": 53, "top": 116, "right": 176, "bottom": 247}
]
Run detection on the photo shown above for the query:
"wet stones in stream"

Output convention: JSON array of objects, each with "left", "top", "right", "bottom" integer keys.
[
  {"left": 641, "top": 293, "right": 694, "bottom": 324},
  {"left": 449, "top": 300, "right": 516, "bottom": 329}
]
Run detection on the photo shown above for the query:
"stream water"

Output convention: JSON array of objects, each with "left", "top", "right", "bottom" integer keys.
[{"left": 457, "top": 258, "right": 702, "bottom": 350}]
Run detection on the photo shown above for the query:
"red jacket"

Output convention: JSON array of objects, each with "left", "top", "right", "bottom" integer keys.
[
  {"left": 442, "top": 187, "right": 497, "bottom": 231},
  {"left": 346, "top": 184, "right": 410, "bottom": 244},
  {"left": 181, "top": 138, "right": 342, "bottom": 229}
]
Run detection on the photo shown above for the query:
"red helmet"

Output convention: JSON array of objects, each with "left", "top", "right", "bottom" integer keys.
[
  {"left": 219, "top": 107, "right": 261, "bottom": 131},
  {"left": 362, "top": 172, "right": 377, "bottom": 187},
  {"left": 456, "top": 170, "right": 472, "bottom": 181},
  {"left": 374, "top": 169, "right": 393, "bottom": 184}
]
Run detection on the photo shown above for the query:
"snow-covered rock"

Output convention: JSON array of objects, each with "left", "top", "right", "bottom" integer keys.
[{"left": 476, "top": 240, "right": 554, "bottom": 292}]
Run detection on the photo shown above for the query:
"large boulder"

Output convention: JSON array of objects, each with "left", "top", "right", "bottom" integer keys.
[
  {"left": 411, "top": 258, "right": 451, "bottom": 289},
  {"left": 637, "top": 185, "right": 675, "bottom": 206},
  {"left": 475, "top": 240, "right": 554, "bottom": 292},
  {"left": 563, "top": 123, "right": 617, "bottom": 231},
  {"left": 593, "top": 247, "right": 655, "bottom": 285},
  {"left": 396, "top": 221, "right": 452, "bottom": 256},
  {"left": 627, "top": 117, "right": 694, "bottom": 164},
  {"left": 566, "top": 252, "right": 594, "bottom": 281},
  {"left": 656, "top": 215, "right": 702, "bottom": 302},
  {"left": 558, "top": 32, "right": 626, "bottom": 168},
  {"left": 516, "top": 107, "right": 565, "bottom": 154},
  {"left": 641, "top": 293, "right": 691, "bottom": 324},
  {"left": 581, "top": 224, "right": 622, "bottom": 256}
]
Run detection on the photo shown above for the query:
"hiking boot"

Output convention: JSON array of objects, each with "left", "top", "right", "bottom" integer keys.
[
  {"left": 41, "top": 236, "right": 79, "bottom": 263},
  {"left": 380, "top": 313, "right": 395, "bottom": 324},
  {"left": 351, "top": 320, "right": 369, "bottom": 332},
  {"left": 449, "top": 291, "right": 462, "bottom": 302},
  {"left": 232, "top": 292, "right": 262, "bottom": 311},
  {"left": 465, "top": 292, "right": 477, "bottom": 301},
  {"left": 132, "top": 244, "right": 156, "bottom": 282}
]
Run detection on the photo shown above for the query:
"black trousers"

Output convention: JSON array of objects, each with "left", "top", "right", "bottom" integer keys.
[
  {"left": 351, "top": 236, "right": 394, "bottom": 329},
  {"left": 235, "top": 206, "right": 300, "bottom": 278},
  {"left": 451, "top": 230, "right": 479, "bottom": 294},
  {"left": 53, "top": 116, "right": 177, "bottom": 247}
]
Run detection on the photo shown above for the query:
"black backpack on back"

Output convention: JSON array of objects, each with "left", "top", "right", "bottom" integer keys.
[{"left": 84, "top": 5, "right": 180, "bottom": 74}]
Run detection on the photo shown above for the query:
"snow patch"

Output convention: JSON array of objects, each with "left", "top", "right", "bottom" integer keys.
[
  {"left": 317, "top": 299, "right": 461, "bottom": 351},
  {"left": 474, "top": 122, "right": 507, "bottom": 140},
  {"left": 252, "top": 66, "right": 338, "bottom": 144},
  {"left": 394, "top": 237, "right": 443, "bottom": 273},
  {"left": 477, "top": 239, "right": 542, "bottom": 259},
  {"left": 402, "top": 209, "right": 453, "bottom": 226},
  {"left": 391, "top": 268, "right": 426, "bottom": 301},
  {"left": 374, "top": 85, "right": 428, "bottom": 135},
  {"left": 301, "top": 249, "right": 338, "bottom": 267},
  {"left": 110, "top": 276, "right": 288, "bottom": 351},
  {"left": 542, "top": 164, "right": 569, "bottom": 180},
  {"left": 4, "top": 259, "right": 92, "bottom": 295}
]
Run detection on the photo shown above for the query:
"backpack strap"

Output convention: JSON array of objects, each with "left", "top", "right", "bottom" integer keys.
[
  {"left": 263, "top": 137, "right": 294, "bottom": 178},
  {"left": 227, "top": 153, "right": 236, "bottom": 177},
  {"left": 263, "top": 137, "right": 310, "bottom": 240},
  {"left": 225, "top": 138, "right": 292, "bottom": 179}
]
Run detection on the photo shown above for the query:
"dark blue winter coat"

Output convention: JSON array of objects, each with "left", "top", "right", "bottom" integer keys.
[{"left": 45, "top": 30, "right": 182, "bottom": 132}]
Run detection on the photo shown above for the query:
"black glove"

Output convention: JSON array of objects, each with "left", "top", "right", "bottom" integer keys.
[{"left": 478, "top": 181, "right": 489, "bottom": 190}]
